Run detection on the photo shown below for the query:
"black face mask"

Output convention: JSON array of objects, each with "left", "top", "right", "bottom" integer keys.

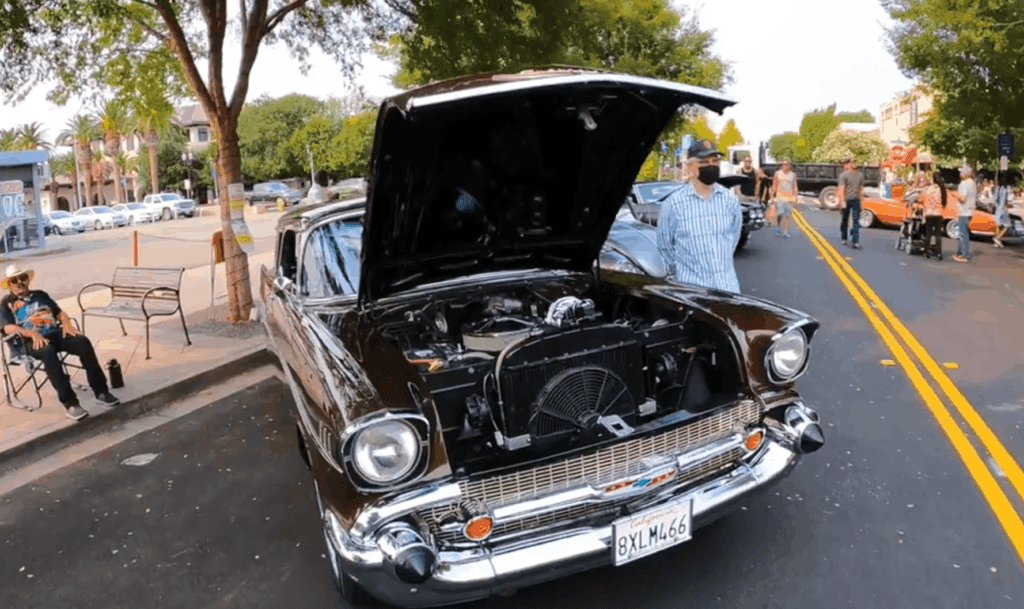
[{"left": 697, "top": 165, "right": 720, "bottom": 185}]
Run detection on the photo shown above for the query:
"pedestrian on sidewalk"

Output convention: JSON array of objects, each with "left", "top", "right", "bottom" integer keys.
[
  {"left": 837, "top": 157, "right": 865, "bottom": 249},
  {"left": 0, "top": 265, "right": 120, "bottom": 421},
  {"left": 771, "top": 159, "right": 797, "bottom": 238},
  {"left": 954, "top": 166, "right": 977, "bottom": 262},
  {"left": 656, "top": 139, "right": 743, "bottom": 293}
]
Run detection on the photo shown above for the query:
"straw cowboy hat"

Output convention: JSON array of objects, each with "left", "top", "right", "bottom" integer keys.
[{"left": 1, "top": 264, "right": 34, "bottom": 290}]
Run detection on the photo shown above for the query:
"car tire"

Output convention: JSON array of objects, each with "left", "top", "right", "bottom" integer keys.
[
  {"left": 735, "top": 230, "right": 750, "bottom": 252},
  {"left": 945, "top": 219, "right": 960, "bottom": 240},
  {"left": 162, "top": 208, "right": 173, "bottom": 221},
  {"left": 53, "top": 226, "right": 62, "bottom": 236},
  {"left": 819, "top": 186, "right": 840, "bottom": 210},
  {"left": 859, "top": 209, "right": 876, "bottom": 229},
  {"left": 129, "top": 216, "right": 136, "bottom": 226},
  {"left": 94, "top": 220, "right": 102, "bottom": 231}
]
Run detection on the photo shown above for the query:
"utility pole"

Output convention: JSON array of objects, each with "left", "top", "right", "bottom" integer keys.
[
  {"left": 307, "top": 144, "right": 315, "bottom": 183},
  {"left": 72, "top": 151, "right": 83, "bottom": 210}
]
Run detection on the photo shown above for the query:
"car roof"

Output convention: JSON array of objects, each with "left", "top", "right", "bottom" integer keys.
[{"left": 276, "top": 198, "right": 367, "bottom": 232}]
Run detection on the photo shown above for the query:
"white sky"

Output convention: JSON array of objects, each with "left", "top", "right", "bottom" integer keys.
[{"left": 2, "top": 0, "right": 915, "bottom": 150}]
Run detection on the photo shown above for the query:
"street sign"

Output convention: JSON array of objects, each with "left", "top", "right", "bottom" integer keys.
[
  {"left": 675, "top": 147, "right": 682, "bottom": 157},
  {"left": 997, "top": 132, "right": 1014, "bottom": 158}
]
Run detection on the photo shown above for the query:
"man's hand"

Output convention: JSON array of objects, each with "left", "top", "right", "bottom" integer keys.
[
  {"left": 62, "top": 322, "right": 81, "bottom": 338},
  {"left": 26, "top": 330, "right": 48, "bottom": 349}
]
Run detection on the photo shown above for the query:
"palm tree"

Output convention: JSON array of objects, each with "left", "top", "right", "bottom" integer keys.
[
  {"left": 48, "top": 151, "right": 77, "bottom": 211},
  {"left": 128, "top": 96, "right": 178, "bottom": 197},
  {"left": 15, "top": 122, "right": 51, "bottom": 151},
  {"left": 60, "top": 115, "right": 99, "bottom": 208},
  {"left": 0, "top": 128, "right": 18, "bottom": 151},
  {"left": 91, "top": 149, "right": 108, "bottom": 205},
  {"left": 98, "top": 100, "right": 131, "bottom": 203}
]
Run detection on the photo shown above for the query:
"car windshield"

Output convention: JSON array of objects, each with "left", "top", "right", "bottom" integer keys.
[
  {"left": 49, "top": 211, "right": 71, "bottom": 219},
  {"left": 93, "top": 207, "right": 112, "bottom": 214},
  {"left": 301, "top": 219, "right": 363, "bottom": 298},
  {"left": 160, "top": 194, "right": 178, "bottom": 201},
  {"left": 265, "top": 183, "right": 286, "bottom": 191},
  {"left": 127, "top": 203, "right": 145, "bottom": 210},
  {"left": 75, "top": 209, "right": 91, "bottom": 215}
]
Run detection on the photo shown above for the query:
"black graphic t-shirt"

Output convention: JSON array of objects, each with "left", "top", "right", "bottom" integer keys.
[{"left": 0, "top": 290, "right": 63, "bottom": 338}]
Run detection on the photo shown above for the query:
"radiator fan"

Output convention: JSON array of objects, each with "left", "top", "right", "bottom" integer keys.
[{"left": 529, "top": 366, "right": 635, "bottom": 438}]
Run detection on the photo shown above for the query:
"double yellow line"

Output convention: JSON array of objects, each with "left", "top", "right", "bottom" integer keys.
[{"left": 792, "top": 209, "right": 1024, "bottom": 565}]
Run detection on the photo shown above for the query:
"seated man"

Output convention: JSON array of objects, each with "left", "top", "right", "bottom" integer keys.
[{"left": 1, "top": 264, "right": 119, "bottom": 421}]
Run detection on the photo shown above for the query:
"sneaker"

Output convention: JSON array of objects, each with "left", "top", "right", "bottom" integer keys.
[
  {"left": 841, "top": 239, "right": 848, "bottom": 245},
  {"left": 993, "top": 239, "right": 1003, "bottom": 248},
  {"left": 852, "top": 243, "right": 862, "bottom": 249},
  {"left": 65, "top": 404, "right": 89, "bottom": 421},
  {"left": 953, "top": 255, "right": 968, "bottom": 263},
  {"left": 775, "top": 230, "right": 781, "bottom": 236},
  {"left": 783, "top": 234, "right": 791, "bottom": 239},
  {"left": 95, "top": 391, "right": 120, "bottom": 406}
]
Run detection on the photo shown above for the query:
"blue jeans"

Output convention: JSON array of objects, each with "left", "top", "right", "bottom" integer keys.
[
  {"left": 957, "top": 216, "right": 971, "bottom": 258},
  {"left": 840, "top": 198, "right": 861, "bottom": 244}
]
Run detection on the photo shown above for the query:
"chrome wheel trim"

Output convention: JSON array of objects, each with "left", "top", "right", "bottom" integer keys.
[{"left": 858, "top": 210, "right": 875, "bottom": 228}]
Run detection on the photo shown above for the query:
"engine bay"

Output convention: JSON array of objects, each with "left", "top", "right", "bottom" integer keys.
[{"left": 356, "top": 278, "right": 744, "bottom": 474}]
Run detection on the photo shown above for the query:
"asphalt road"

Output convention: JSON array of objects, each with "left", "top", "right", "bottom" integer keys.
[{"left": 2, "top": 206, "right": 1023, "bottom": 608}]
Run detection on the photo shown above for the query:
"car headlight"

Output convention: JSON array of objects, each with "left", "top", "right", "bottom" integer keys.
[
  {"left": 766, "top": 327, "right": 809, "bottom": 383},
  {"left": 341, "top": 414, "right": 430, "bottom": 489}
]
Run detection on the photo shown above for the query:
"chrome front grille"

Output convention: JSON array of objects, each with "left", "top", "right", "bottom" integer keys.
[
  {"left": 417, "top": 400, "right": 760, "bottom": 544},
  {"left": 463, "top": 400, "right": 758, "bottom": 508}
]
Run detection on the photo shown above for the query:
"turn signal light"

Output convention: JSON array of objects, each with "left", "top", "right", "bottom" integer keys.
[
  {"left": 464, "top": 516, "right": 493, "bottom": 540},
  {"left": 744, "top": 429, "right": 764, "bottom": 451}
]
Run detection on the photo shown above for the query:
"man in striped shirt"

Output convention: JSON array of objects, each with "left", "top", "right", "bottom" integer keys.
[{"left": 656, "top": 139, "right": 743, "bottom": 293}]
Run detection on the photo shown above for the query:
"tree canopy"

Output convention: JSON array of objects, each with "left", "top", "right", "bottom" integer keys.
[
  {"left": 884, "top": 0, "right": 1024, "bottom": 167},
  {"left": 766, "top": 104, "right": 876, "bottom": 162},
  {"left": 811, "top": 130, "right": 889, "bottom": 165}
]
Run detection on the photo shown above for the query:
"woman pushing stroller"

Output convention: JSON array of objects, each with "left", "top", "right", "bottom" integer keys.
[{"left": 921, "top": 171, "right": 947, "bottom": 259}]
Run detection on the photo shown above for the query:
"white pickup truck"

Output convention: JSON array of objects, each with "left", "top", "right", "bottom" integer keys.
[{"left": 142, "top": 193, "right": 197, "bottom": 220}]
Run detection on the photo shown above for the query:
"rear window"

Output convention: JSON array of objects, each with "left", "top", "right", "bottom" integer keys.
[{"left": 301, "top": 219, "right": 363, "bottom": 298}]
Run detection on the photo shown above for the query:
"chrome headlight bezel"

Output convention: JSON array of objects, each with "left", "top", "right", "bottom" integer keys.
[
  {"left": 339, "top": 412, "right": 430, "bottom": 491},
  {"left": 765, "top": 326, "right": 810, "bottom": 384}
]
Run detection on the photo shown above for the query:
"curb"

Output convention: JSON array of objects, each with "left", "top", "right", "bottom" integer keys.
[{"left": 0, "top": 345, "right": 282, "bottom": 473}]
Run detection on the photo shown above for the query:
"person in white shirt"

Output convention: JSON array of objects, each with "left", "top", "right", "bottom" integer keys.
[{"left": 954, "top": 166, "right": 977, "bottom": 262}]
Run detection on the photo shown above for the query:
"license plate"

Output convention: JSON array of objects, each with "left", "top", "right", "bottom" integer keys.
[{"left": 612, "top": 498, "right": 692, "bottom": 566}]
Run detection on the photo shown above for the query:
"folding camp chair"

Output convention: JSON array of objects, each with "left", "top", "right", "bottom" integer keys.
[{"left": 1, "top": 321, "right": 89, "bottom": 412}]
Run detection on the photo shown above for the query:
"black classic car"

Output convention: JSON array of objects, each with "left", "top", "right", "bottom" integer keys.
[
  {"left": 624, "top": 179, "right": 766, "bottom": 250},
  {"left": 261, "top": 68, "right": 824, "bottom": 608}
]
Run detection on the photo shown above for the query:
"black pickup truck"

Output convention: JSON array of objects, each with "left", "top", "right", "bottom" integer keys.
[{"left": 759, "top": 161, "right": 881, "bottom": 210}]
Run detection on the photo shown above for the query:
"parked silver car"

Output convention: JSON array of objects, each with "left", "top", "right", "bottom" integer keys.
[
  {"left": 73, "top": 206, "right": 128, "bottom": 230},
  {"left": 44, "top": 211, "right": 87, "bottom": 235},
  {"left": 111, "top": 202, "right": 159, "bottom": 225},
  {"left": 142, "top": 193, "right": 197, "bottom": 220}
]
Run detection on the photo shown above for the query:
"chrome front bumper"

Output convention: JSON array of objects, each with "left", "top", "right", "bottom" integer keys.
[{"left": 322, "top": 403, "right": 817, "bottom": 608}]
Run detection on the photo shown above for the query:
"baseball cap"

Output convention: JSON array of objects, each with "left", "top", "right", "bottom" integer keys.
[{"left": 687, "top": 139, "right": 723, "bottom": 159}]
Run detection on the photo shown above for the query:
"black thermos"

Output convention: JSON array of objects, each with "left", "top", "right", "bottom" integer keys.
[{"left": 107, "top": 359, "right": 124, "bottom": 389}]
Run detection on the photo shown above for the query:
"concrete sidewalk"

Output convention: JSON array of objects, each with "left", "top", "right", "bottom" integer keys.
[{"left": 0, "top": 245, "right": 278, "bottom": 468}]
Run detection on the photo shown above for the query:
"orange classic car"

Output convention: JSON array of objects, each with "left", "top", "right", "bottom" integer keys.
[{"left": 858, "top": 189, "right": 1014, "bottom": 241}]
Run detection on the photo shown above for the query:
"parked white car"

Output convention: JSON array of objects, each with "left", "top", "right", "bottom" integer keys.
[
  {"left": 142, "top": 193, "right": 197, "bottom": 220},
  {"left": 112, "top": 202, "right": 159, "bottom": 225},
  {"left": 44, "top": 211, "right": 86, "bottom": 235},
  {"left": 74, "top": 205, "right": 128, "bottom": 230}
]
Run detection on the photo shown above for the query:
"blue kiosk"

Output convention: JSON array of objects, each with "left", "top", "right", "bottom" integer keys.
[{"left": 0, "top": 150, "right": 49, "bottom": 253}]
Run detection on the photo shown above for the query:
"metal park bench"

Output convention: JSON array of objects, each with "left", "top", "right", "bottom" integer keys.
[{"left": 78, "top": 267, "right": 192, "bottom": 360}]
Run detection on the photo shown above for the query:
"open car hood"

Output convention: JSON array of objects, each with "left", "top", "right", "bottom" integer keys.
[{"left": 360, "top": 68, "right": 737, "bottom": 304}]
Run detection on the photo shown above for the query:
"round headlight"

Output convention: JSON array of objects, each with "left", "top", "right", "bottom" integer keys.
[
  {"left": 351, "top": 419, "right": 421, "bottom": 484},
  {"left": 770, "top": 328, "right": 808, "bottom": 381}
]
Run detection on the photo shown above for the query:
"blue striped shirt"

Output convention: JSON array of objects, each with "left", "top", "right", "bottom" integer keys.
[{"left": 655, "top": 182, "right": 743, "bottom": 293}]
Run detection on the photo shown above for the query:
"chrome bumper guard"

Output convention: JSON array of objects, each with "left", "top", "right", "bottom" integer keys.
[{"left": 322, "top": 402, "right": 820, "bottom": 608}]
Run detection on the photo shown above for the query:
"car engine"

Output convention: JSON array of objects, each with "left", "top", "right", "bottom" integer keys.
[{"left": 367, "top": 281, "right": 741, "bottom": 473}]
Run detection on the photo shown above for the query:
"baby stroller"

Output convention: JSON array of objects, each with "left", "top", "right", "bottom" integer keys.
[{"left": 896, "top": 190, "right": 928, "bottom": 256}]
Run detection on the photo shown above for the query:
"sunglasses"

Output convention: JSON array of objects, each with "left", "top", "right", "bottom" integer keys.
[{"left": 9, "top": 274, "right": 30, "bottom": 286}]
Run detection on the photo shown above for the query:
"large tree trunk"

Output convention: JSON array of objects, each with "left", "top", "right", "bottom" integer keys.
[
  {"left": 108, "top": 135, "right": 125, "bottom": 203},
  {"left": 213, "top": 117, "right": 253, "bottom": 322},
  {"left": 147, "top": 128, "right": 159, "bottom": 194},
  {"left": 78, "top": 142, "right": 94, "bottom": 207}
]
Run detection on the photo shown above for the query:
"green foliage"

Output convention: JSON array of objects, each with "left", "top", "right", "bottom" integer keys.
[
  {"left": 286, "top": 115, "right": 336, "bottom": 178},
  {"left": 136, "top": 130, "right": 212, "bottom": 195},
  {"left": 392, "top": 0, "right": 730, "bottom": 91},
  {"left": 237, "top": 94, "right": 327, "bottom": 181},
  {"left": 811, "top": 130, "right": 889, "bottom": 165},
  {"left": 884, "top": 0, "right": 1024, "bottom": 167},
  {"left": 766, "top": 104, "right": 876, "bottom": 162},
  {"left": 769, "top": 132, "right": 803, "bottom": 162},
  {"left": 49, "top": 151, "right": 77, "bottom": 178},
  {"left": 637, "top": 151, "right": 660, "bottom": 181},
  {"left": 717, "top": 119, "right": 743, "bottom": 154},
  {"left": 326, "top": 112, "right": 377, "bottom": 178}
]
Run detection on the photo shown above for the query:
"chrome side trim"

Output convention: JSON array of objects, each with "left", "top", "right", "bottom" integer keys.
[{"left": 351, "top": 482, "right": 463, "bottom": 540}]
